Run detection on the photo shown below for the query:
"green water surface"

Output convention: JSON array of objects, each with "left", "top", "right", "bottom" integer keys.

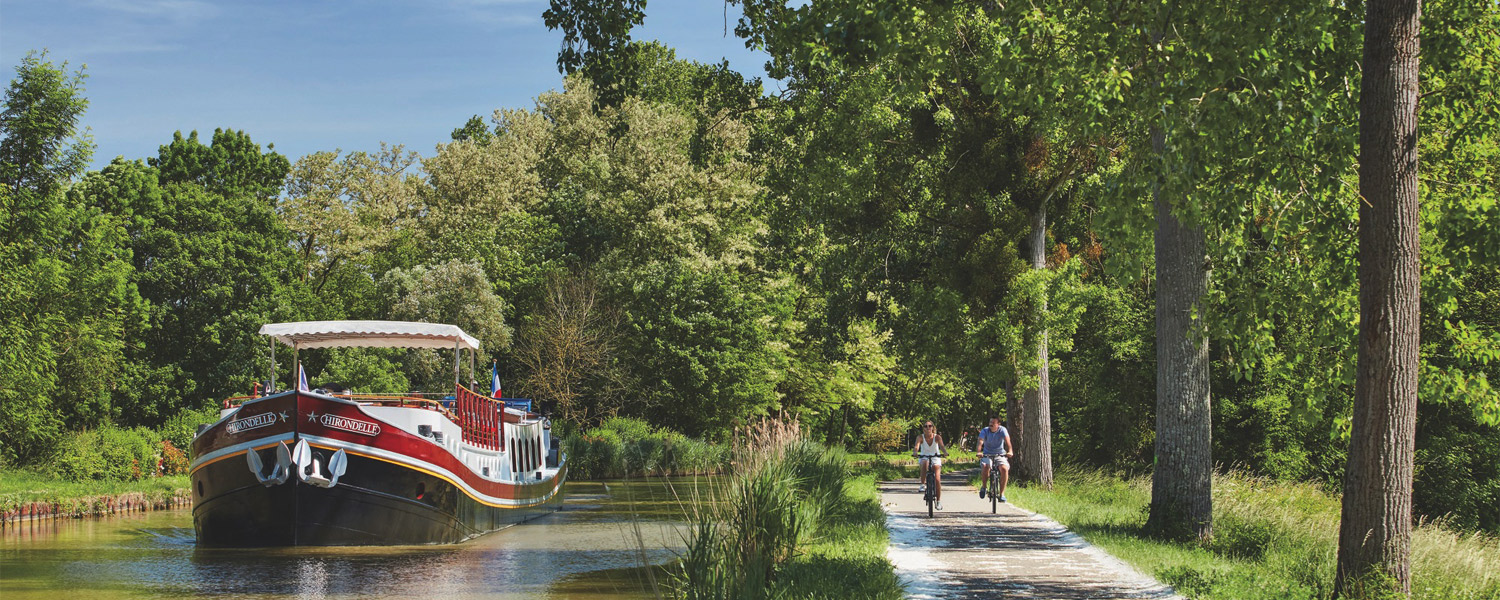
[{"left": 1, "top": 478, "right": 714, "bottom": 599}]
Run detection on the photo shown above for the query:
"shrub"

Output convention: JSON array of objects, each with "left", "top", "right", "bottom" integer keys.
[
  {"left": 597, "top": 416, "right": 653, "bottom": 441},
  {"left": 51, "top": 429, "right": 107, "bottom": 481},
  {"left": 160, "top": 440, "right": 189, "bottom": 475},
  {"left": 565, "top": 419, "right": 726, "bottom": 479},
  {"left": 861, "top": 415, "right": 907, "bottom": 454},
  {"left": 1209, "top": 513, "right": 1278, "bottom": 559},
  {"left": 52, "top": 425, "right": 162, "bottom": 482},
  {"left": 158, "top": 406, "right": 222, "bottom": 451},
  {"left": 99, "top": 426, "right": 161, "bottom": 481}
]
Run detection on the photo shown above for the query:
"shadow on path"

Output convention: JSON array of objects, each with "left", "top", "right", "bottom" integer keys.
[{"left": 879, "top": 473, "right": 1182, "bottom": 600}]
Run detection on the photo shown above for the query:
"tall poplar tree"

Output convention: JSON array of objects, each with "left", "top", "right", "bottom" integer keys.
[{"left": 1335, "top": 0, "right": 1423, "bottom": 594}]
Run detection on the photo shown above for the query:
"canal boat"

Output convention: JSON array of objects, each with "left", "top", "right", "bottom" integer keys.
[{"left": 189, "top": 320, "right": 566, "bottom": 546}]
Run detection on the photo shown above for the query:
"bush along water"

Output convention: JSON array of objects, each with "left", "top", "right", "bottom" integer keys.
[
  {"left": 671, "top": 417, "right": 902, "bottom": 600},
  {"left": 1, "top": 407, "right": 220, "bottom": 524},
  {"left": 565, "top": 417, "right": 728, "bottom": 479}
]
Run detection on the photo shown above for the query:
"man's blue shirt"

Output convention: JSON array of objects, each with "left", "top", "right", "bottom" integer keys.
[{"left": 978, "top": 426, "right": 1009, "bottom": 455}]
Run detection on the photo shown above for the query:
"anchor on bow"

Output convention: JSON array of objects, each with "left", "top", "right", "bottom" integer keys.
[
  {"left": 246, "top": 441, "right": 292, "bottom": 486},
  {"left": 292, "top": 439, "right": 348, "bottom": 488}
]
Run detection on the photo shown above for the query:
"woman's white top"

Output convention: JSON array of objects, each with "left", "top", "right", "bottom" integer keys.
[{"left": 917, "top": 434, "right": 942, "bottom": 456}]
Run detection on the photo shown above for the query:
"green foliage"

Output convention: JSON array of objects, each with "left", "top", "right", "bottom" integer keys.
[
  {"left": 0, "top": 53, "right": 145, "bottom": 463},
  {"left": 0, "top": 467, "right": 189, "bottom": 517},
  {"left": 543, "top": 0, "right": 648, "bottom": 106},
  {"left": 156, "top": 405, "right": 221, "bottom": 452},
  {"left": 51, "top": 425, "right": 161, "bottom": 482},
  {"left": 282, "top": 145, "right": 423, "bottom": 295},
  {"left": 317, "top": 349, "right": 411, "bottom": 395},
  {"left": 378, "top": 259, "right": 510, "bottom": 391},
  {"left": 1414, "top": 402, "right": 1500, "bottom": 533},
  {"left": 860, "top": 415, "right": 908, "bottom": 454},
  {"left": 565, "top": 417, "right": 728, "bottom": 479},
  {"left": 614, "top": 261, "right": 783, "bottom": 437},
  {"left": 119, "top": 144, "right": 301, "bottom": 421},
  {"left": 4, "top": 4, "right": 1499, "bottom": 548},
  {"left": 0, "top": 51, "right": 91, "bottom": 238},
  {"left": 150, "top": 128, "right": 289, "bottom": 201}
]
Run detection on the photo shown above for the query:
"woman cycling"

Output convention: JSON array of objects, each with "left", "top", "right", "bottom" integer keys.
[{"left": 913, "top": 421, "right": 947, "bottom": 510}]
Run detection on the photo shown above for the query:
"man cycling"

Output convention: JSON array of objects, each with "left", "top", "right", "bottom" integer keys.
[
  {"left": 977, "top": 415, "right": 1013, "bottom": 501},
  {"left": 913, "top": 421, "right": 947, "bottom": 510}
]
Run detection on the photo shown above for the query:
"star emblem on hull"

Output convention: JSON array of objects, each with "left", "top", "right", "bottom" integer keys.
[{"left": 307, "top": 410, "right": 319, "bottom": 423}]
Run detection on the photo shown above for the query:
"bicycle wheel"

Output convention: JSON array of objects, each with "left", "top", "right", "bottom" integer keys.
[
  {"left": 991, "top": 471, "right": 999, "bottom": 513},
  {"left": 927, "top": 470, "right": 935, "bottom": 517}
]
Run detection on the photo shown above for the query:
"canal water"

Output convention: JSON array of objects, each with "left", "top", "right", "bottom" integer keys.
[{"left": 1, "top": 479, "right": 711, "bottom": 599}]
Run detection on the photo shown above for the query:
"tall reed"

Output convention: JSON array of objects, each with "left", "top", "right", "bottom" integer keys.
[{"left": 671, "top": 417, "right": 851, "bottom": 599}]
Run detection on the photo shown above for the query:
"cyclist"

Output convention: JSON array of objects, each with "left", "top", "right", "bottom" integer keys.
[
  {"left": 977, "top": 415, "right": 1013, "bottom": 502},
  {"left": 913, "top": 421, "right": 947, "bottom": 510}
]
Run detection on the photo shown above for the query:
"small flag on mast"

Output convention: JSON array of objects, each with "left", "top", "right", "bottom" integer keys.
[
  {"left": 298, "top": 364, "right": 309, "bottom": 392},
  {"left": 491, "top": 361, "right": 502, "bottom": 399}
]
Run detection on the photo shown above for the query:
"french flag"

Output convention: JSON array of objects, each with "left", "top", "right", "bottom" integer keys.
[
  {"left": 491, "top": 361, "right": 502, "bottom": 399},
  {"left": 298, "top": 364, "right": 309, "bottom": 392}
]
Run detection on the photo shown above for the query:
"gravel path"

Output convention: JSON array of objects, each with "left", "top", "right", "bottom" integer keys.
[{"left": 880, "top": 472, "right": 1183, "bottom": 600}]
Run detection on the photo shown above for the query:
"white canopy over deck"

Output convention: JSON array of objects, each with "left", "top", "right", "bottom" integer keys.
[{"left": 260, "top": 320, "right": 481, "bottom": 351}]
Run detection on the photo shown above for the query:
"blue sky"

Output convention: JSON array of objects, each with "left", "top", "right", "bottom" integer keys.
[{"left": 1, "top": 0, "right": 775, "bottom": 169}]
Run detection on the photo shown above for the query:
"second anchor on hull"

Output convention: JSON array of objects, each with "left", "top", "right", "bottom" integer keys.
[
  {"left": 246, "top": 441, "right": 292, "bottom": 486},
  {"left": 292, "top": 439, "right": 348, "bottom": 488}
]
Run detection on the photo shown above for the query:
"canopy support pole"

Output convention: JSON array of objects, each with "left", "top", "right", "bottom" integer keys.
[
  {"left": 453, "top": 340, "right": 461, "bottom": 388},
  {"left": 269, "top": 338, "right": 277, "bottom": 393}
]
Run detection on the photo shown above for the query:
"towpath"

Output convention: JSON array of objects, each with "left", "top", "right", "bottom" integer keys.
[{"left": 880, "top": 472, "right": 1183, "bottom": 600}]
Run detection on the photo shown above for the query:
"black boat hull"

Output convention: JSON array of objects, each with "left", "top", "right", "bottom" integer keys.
[{"left": 190, "top": 392, "right": 566, "bottom": 547}]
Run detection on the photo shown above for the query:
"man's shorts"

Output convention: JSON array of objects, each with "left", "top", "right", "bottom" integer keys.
[
  {"left": 981, "top": 456, "right": 1009, "bottom": 468},
  {"left": 919, "top": 457, "right": 943, "bottom": 469}
]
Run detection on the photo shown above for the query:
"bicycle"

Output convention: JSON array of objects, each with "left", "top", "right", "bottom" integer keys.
[
  {"left": 914, "top": 452, "right": 946, "bottom": 517},
  {"left": 979, "top": 453, "right": 1011, "bottom": 513}
]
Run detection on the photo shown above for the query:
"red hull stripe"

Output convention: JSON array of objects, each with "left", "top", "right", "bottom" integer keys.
[{"left": 302, "top": 434, "right": 564, "bottom": 508}]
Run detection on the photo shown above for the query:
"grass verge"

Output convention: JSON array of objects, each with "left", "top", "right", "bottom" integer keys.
[
  {"left": 773, "top": 472, "right": 904, "bottom": 599},
  {"left": 1008, "top": 468, "right": 1500, "bottom": 600}
]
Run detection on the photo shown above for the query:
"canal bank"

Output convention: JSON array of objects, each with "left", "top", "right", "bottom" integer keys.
[{"left": 1, "top": 470, "right": 192, "bottom": 527}]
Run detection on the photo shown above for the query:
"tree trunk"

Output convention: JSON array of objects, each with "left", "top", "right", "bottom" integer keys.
[
  {"left": 1019, "top": 204, "right": 1053, "bottom": 489},
  {"left": 1146, "top": 124, "right": 1213, "bottom": 541},
  {"left": 1335, "top": 0, "right": 1421, "bottom": 594},
  {"left": 1004, "top": 379, "right": 1022, "bottom": 468}
]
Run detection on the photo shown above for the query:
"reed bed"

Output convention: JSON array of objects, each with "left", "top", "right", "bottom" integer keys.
[{"left": 670, "top": 417, "right": 901, "bottom": 600}]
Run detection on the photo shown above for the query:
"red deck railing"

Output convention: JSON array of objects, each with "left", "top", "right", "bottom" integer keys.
[{"left": 455, "top": 384, "right": 503, "bottom": 450}]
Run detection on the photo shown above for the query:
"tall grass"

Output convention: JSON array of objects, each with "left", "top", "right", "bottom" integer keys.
[
  {"left": 1009, "top": 467, "right": 1500, "bottom": 600},
  {"left": 670, "top": 417, "right": 902, "bottom": 600}
]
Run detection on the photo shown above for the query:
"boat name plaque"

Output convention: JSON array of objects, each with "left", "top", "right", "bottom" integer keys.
[
  {"left": 226, "top": 412, "right": 276, "bottom": 435},
  {"left": 321, "top": 413, "right": 381, "bottom": 436}
]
